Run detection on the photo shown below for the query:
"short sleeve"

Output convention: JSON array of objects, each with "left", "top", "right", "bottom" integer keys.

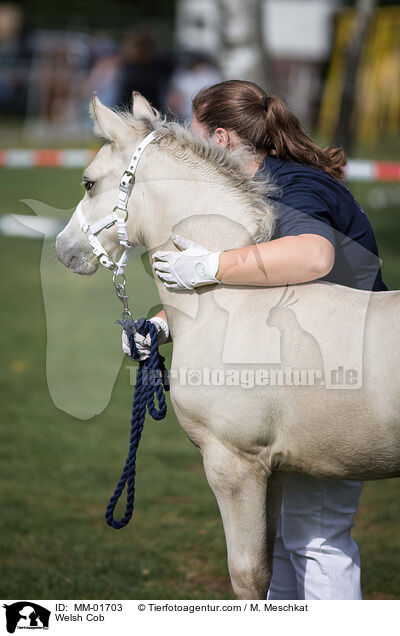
[{"left": 273, "top": 186, "right": 336, "bottom": 248}]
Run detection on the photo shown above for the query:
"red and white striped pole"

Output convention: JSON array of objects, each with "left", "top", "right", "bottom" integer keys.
[{"left": 0, "top": 149, "right": 400, "bottom": 182}]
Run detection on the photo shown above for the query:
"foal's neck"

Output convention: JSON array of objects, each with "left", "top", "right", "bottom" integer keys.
[
  {"left": 139, "top": 149, "right": 261, "bottom": 336},
  {"left": 142, "top": 150, "right": 259, "bottom": 251}
]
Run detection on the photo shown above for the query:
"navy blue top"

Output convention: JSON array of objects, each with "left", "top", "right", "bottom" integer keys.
[{"left": 255, "top": 155, "right": 387, "bottom": 291}]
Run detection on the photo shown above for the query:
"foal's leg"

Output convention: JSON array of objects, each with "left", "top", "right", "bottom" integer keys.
[{"left": 202, "top": 442, "right": 270, "bottom": 599}]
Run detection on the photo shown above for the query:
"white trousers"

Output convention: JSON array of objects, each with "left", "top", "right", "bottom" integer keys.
[{"left": 267, "top": 473, "right": 363, "bottom": 600}]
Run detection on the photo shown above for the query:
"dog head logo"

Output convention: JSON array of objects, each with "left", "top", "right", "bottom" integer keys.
[{"left": 3, "top": 602, "right": 50, "bottom": 633}]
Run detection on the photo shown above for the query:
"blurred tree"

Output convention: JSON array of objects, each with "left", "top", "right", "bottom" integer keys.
[
  {"left": 218, "top": 0, "right": 273, "bottom": 92},
  {"left": 334, "top": 0, "right": 377, "bottom": 152}
]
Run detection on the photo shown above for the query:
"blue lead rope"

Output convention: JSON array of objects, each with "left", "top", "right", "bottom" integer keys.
[{"left": 105, "top": 317, "right": 169, "bottom": 530}]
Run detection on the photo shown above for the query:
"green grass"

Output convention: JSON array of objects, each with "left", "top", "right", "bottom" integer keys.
[
  {"left": 0, "top": 232, "right": 231, "bottom": 599},
  {"left": 0, "top": 167, "right": 84, "bottom": 215},
  {"left": 0, "top": 169, "right": 399, "bottom": 599}
]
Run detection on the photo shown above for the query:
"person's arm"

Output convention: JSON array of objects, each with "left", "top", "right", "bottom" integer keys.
[
  {"left": 154, "top": 309, "right": 168, "bottom": 322},
  {"left": 151, "top": 232, "right": 335, "bottom": 290},
  {"left": 152, "top": 309, "right": 172, "bottom": 343},
  {"left": 215, "top": 234, "right": 335, "bottom": 286}
]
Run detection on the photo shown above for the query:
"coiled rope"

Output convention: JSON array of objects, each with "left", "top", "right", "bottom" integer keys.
[{"left": 105, "top": 317, "right": 169, "bottom": 529}]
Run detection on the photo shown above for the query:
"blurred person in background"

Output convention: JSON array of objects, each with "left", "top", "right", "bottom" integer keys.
[
  {"left": 30, "top": 30, "right": 91, "bottom": 133},
  {"left": 135, "top": 79, "right": 388, "bottom": 600},
  {"left": 116, "top": 25, "right": 173, "bottom": 112},
  {"left": 84, "top": 32, "right": 120, "bottom": 108},
  {"left": 165, "top": 52, "right": 221, "bottom": 123},
  {"left": 38, "top": 40, "right": 74, "bottom": 123},
  {"left": 0, "top": 2, "right": 29, "bottom": 114}
]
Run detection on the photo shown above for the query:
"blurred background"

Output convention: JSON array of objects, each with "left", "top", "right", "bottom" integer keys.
[
  {"left": 0, "top": 0, "right": 399, "bottom": 601},
  {"left": 0, "top": 0, "right": 399, "bottom": 151}
]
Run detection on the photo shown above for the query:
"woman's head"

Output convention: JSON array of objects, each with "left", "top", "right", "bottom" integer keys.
[{"left": 192, "top": 80, "right": 346, "bottom": 181}]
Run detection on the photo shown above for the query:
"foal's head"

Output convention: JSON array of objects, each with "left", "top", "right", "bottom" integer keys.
[{"left": 56, "top": 93, "right": 162, "bottom": 274}]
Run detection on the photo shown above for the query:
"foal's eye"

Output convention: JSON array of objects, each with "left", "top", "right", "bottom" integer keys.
[{"left": 83, "top": 180, "right": 95, "bottom": 192}]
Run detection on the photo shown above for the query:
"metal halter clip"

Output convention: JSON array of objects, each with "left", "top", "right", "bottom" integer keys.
[
  {"left": 120, "top": 170, "right": 134, "bottom": 192},
  {"left": 112, "top": 272, "right": 133, "bottom": 321}
]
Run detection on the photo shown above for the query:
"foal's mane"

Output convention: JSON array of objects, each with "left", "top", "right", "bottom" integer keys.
[{"left": 119, "top": 112, "right": 277, "bottom": 243}]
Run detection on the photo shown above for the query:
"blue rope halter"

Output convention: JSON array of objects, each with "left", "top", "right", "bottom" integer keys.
[{"left": 105, "top": 317, "right": 169, "bottom": 529}]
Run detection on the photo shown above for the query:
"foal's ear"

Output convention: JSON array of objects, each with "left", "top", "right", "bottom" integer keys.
[
  {"left": 89, "top": 94, "right": 130, "bottom": 145},
  {"left": 132, "top": 92, "right": 160, "bottom": 120}
]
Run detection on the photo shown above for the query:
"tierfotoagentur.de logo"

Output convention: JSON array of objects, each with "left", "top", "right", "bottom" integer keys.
[{"left": 2, "top": 602, "right": 50, "bottom": 633}]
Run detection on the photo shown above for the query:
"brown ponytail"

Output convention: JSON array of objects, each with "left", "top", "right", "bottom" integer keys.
[{"left": 192, "top": 80, "right": 346, "bottom": 181}]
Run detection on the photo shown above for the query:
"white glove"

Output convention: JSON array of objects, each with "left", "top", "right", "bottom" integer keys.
[
  {"left": 122, "top": 316, "right": 169, "bottom": 360},
  {"left": 152, "top": 233, "right": 221, "bottom": 291}
]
